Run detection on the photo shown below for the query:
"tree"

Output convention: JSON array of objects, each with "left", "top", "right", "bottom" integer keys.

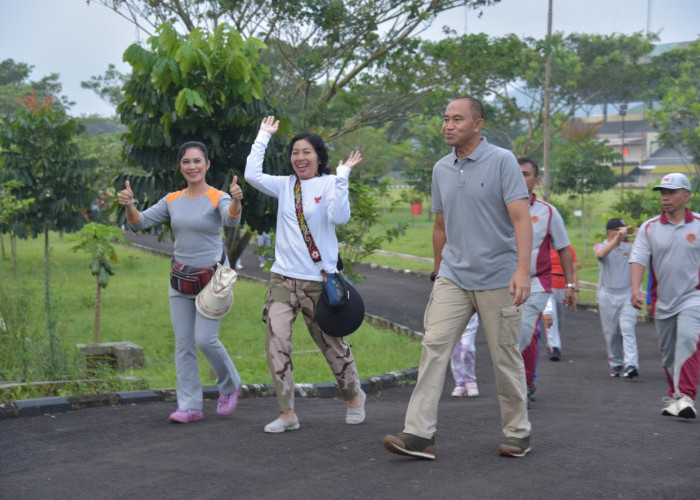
[
  {"left": 0, "top": 58, "right": 74, "bottom": 116},
  {"left": 417, "top": 32, "right": 657, "bottom": 159},
  {"left": 72, "top": 223, "right": 130, "bottom": 343},
  {"left": 549, "top": 121, "right": 618, "bottom": 256},
  {"left": 81, "top": 63, "right": 129, "bottom": 109},
  {"left": 74, "top": 118, "right": 133, "bottom": 218},
  {"left": 0, "top": 90, "right": 95, "bottom": 377},
  {"left": 335, "top": 179, "right": 406, "bottom": 281},
  {"left": 0, "top": 180, "right": 34, "bottom": 271},
  {"left": 646, "top": 40, "right": 700, "bottom": 176},
  {"left": 398, "top": 115, "right": 449, "bottom": 207},
  {"left": 88, "top": 0, "right": 499, "bottom": 136},
  {"left": 116, "top": 23, "right": 288, "bottom": 263},
  {"left": 329, "top": 124, "right": 404, "bottom": 186}
]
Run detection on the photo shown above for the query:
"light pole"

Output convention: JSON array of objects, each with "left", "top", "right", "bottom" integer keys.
[{"left": 620, "top": 103, "right": 627, "bottom": 198}]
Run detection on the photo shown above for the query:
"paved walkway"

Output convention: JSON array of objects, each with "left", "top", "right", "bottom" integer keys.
[{"left": 1, "top": 235, "right": 698, "bottom": 499}]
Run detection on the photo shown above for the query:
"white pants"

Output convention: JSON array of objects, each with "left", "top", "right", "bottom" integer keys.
[
  {"left": 597, "top": 288, "right": 639, "bottom": 369},
  {"left": 450, "top": 313, "right": 479, "bottom": 385},
  {"left": 546, "top": 288, "right": 566, "bottom": 349}
]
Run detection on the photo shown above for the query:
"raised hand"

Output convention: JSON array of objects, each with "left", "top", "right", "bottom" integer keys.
[
  {"left": 118, "top": 180, "right": 135, "bottom": 206},
  {"left": 229, "top": 175, "right": 243, "bottom": 201},
  {"left": 339, "top": 150, "right": 363, "bottom": 169},
  {"left": 260, "top": 116, "right": 279, "bottom": 135}
]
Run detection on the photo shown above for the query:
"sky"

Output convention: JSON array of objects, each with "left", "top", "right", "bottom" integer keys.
[{"left": 0, "top": 0, "right": 698, "bottom": 118}]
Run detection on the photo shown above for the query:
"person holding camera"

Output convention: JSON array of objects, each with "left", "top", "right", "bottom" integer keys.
[{"left": 594, "top": 218, "right": 640, "bottom": 378}]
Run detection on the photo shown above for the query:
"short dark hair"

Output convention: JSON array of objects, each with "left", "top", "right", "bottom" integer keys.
[
  {"left": 518, "top": 157, "right": 539, "bottom": 178},
  {"left": 453, "top": 96, "right": 485, "bottom": 120},
  {"left": 287, "top": 132, "right": 330, "bottom": 176},
  {"left": 178, "top": 141, "right": 209, "bottom": 163}
]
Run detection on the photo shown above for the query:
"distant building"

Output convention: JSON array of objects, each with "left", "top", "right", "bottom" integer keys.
[{"left": 575, "top": 41, "right": 698, "bottom": 188}]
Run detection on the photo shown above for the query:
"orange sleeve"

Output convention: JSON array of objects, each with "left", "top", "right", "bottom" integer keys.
[
  {"left": 228, "top": 204, "right": 242, "bottom": 218},
  {"left": 126, "top": 212, "right": 141, "bottom": 224}
]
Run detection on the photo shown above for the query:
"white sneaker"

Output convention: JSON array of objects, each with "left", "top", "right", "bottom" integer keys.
[
  {"left": 346, "top": 389, "right": 366, "bottom": 424},
  {"left": 451, "top": 386, "right": 467, "bottom": 397},
  {"left": 264, "top": 414, "right": 300, "bottom": 433},
  {"left": 465, "top": 381, "right": 479, "bottom": 398},
  {"left": 661, "top": 395, "right": 697, "bottom": 419}
]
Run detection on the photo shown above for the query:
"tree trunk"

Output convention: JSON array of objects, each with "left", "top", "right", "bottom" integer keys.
[
  {"left": 0, "top": 232, "right": 5, "bottom": 260},
  {"left": 10, "top": 234, "right": 17, "bottom": 276},
  {"left": 225, "top": 227, "right": 254, "bottom": 265},
  {"left": 94, "top": 276, "right": 101, "bottom": 344},
  {"left": 580, "top": 193, "right": 588, "bottom": 258},
  {"left": 44, "top": 227, "right": 50, "bottom": 316},
  {"left": 45, "top": 226, "right": 60, "bottom": 376}
]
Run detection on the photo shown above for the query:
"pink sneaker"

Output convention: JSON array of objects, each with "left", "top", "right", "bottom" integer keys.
[
  {"left": 169, "top": 408, "right": 204, "bottom": 423},
  {"left": 217, "top": 386, "right": 242, "bottom": 416},
  {"left": 465, "top": 381, "right": 479, "bottom": 398}
]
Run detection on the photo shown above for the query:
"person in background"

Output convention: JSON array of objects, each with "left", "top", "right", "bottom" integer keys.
[
  {"left": 118, "top": 141, "right": 244, "bottom": 423},
  {"left": 630, "top": 173, "right": 700, "bottom": 419},
  {"left": 450, "top": 313, "right": 480, "bottom": 398},
  {"left": 517, "top": 157, "right": 576, "bottom": 408},
  {"left": 546, "top": 245, "right": 579, "bottom": 361},
  {"left": 244, "top": 116, "right": 366, "bottom": 433},
  {"left": 594, "top": 218, "right": 639, "bottom": 378},
  {"left": 256, "top": 231, "right": 273, "bottom": 268}
]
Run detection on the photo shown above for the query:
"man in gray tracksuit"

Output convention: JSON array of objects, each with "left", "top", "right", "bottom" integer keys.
[{"left": 594, "top": 218, "right": 639, "bottom": 379}]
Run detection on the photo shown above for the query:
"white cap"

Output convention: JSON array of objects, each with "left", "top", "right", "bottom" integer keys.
[
  {"left": 653, "top": 173, "right": 691, "bottom": 191},
  {"left": 195, "top": 265, "right": 237, "bottom": 320}
]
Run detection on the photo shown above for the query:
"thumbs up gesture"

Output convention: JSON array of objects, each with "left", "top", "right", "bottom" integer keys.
[
  {"left": 118, "top": 180, "right": 135, "bottom": 206},
  {"left": 229, "top": 175, "right": 243, "bottom": 217},
  {"left": 229, "top": 175, "right": 243, "bottom": 201}
]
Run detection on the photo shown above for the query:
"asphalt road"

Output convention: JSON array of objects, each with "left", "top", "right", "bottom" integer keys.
[{"left": 1, "top": 233, "right": 698, "bottom": 499}]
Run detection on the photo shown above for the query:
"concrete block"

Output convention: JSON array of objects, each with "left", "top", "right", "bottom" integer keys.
[{"left": 76, "top": 342, "right": 144, "bottom": 371}]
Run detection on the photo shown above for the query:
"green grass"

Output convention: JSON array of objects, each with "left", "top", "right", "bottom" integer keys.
[{"left": 0, "top": 234, "right": 421, "bottom": 397}]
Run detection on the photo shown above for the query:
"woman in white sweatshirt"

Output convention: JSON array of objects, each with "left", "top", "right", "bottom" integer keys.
[{"left": 244, "top": 116, "right": 366, "bottom": 433}]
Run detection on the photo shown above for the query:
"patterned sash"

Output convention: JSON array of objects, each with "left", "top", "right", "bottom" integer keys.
[{"left": 294, "top": 179, "right": 322, "bottom": 263}]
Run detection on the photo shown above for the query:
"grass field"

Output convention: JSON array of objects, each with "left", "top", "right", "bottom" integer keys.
[{"left": 0, "top": 235, "right": 421, "bottom": 398}]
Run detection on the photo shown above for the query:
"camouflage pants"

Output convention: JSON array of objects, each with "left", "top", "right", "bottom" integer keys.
[{"left": 263, "top": 273, "right": 361, "bottom": 412}]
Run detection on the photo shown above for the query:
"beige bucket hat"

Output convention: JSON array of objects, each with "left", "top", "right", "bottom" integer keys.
[{"left": 195, "top": 264, "right": 237, "bottom": 320}]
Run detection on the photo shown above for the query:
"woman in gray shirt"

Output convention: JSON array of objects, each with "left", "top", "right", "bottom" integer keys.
[{"left": 118, "top": 141, "right": 244, "bottom": 423}]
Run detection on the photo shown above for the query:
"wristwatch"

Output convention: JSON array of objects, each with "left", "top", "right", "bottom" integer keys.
[{"left": 566, "top": 283, "right": 576, "bottom": 290}]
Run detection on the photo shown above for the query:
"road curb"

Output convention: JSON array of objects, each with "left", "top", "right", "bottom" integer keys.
[{"left": 0, "top": 364, "right": 419, "bottom": 421}]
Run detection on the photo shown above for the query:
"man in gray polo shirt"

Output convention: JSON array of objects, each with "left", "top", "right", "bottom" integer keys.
[
  {"left": 630, "top": 173, "right": 700, "bottom": 419},
  {"left": 594, "top": 218, "right": 639, "bottom": 378},
  {"left": 383, "top": 97, "right": 533, "bottom": 459}
]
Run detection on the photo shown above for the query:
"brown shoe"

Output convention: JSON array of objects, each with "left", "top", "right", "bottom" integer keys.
[
  {"left": 383, "top": 432, "right": 436, "bottom": 460},
  {"left": 499, "top": 436, "right": 531, "bottom": 457}
]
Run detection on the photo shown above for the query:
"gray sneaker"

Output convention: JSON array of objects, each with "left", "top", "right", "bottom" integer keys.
[
  {"left": 499, "top": 436, "right": 531, "bottom": 457},
  {"left": 383, "top": 432, "right": 436, "bottom": 460}
]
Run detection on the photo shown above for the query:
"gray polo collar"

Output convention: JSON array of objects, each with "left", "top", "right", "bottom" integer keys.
[{"left": 452, "top": 137, "right": 488, "bottom": 165}]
